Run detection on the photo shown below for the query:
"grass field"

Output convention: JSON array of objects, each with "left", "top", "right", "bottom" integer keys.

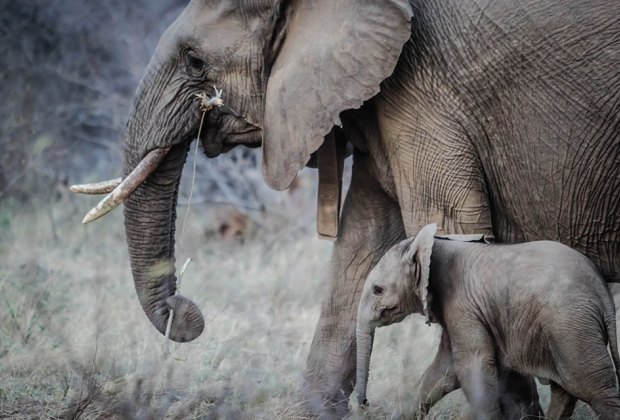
[{"left": 0, "top": 179, "right": 605, "bottom": 419}]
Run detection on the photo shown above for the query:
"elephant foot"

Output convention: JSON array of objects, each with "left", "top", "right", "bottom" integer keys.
[
  {"left": 498, "top": 370, "right": 543, "bottom": 420},
  {"left": 389, "top": 401, "right": 424, "bottom": 420},
  {"left": 301, "top": 381, "right": 351, "bottom": 420}
]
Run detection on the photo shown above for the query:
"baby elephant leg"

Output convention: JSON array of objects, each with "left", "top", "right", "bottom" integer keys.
[
  {"left": 550, "top": 328, "right": 620, "bottom": 420},
  {"left": 590, "top": 395, "right": 620, "bottom": 420},
  {"left": 452, "top": 328, "right": 501, "bottom": 420},
  {"left": 497, "top": 370, "right": 543, "bottom": 419},
  {"left": 415, "top": 329, "right": 460, "bottom": 416},
  {"left": 546, "top": 382, "right": 576, "bottom": 420}
]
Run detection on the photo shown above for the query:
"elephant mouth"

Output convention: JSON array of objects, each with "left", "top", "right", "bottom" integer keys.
[
  {"left": 199, "top": 108, "right": 262, "bottom": 157},
  {"left": 377, "top": 306, "right": 407, "bottom": 324},
  {"left": 391, "top": 312, "right": 408, "bottom": 323},
  {"left": 202, "top": 127, "right": 262, "bottom": 157}
]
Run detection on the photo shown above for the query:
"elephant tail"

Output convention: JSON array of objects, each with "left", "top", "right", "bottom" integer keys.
[{"left": 605, "top": 313, "right": 620, "bottom": 392}]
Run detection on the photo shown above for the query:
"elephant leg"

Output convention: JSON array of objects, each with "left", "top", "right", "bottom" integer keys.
[
  {"left": 415, "top": 329, "right": 460, "bottom": 416},
  {"left": 302, "top": 153, "right": 405, "bottom": 418},
  {"left": 546, "top": 382, "right": 576, "bottom": 420},
  {"left": 451, "top": 327, "right": 501, "bottom": 420},
  {"left": 590, "top": 397, "right": 620, "bottom": 420},
  {"left": 552, "top": 332, "right": 620, "bottom": 419},
  {"left": 497, "top": 370, "right": 543, "bottom": 419}
]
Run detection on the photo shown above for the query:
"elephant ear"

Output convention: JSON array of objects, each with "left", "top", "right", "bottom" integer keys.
[
  {"left": 402, "top": 223, "right": 437, "bottom": 324},
  {"left": 262, "top": 0, "right": 413, "bottom": 190}
]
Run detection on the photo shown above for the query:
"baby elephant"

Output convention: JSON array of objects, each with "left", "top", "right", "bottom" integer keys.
[{"left": 356, "top": 224, "right": 620, "bottom": 420}]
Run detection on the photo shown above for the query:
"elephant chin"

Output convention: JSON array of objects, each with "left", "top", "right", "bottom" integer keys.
[{"left": 199, "top": 111, "right": 263, "bottom": 158}]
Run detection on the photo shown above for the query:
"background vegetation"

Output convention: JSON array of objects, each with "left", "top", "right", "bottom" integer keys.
[{"left": 0, "top": 1, "right": 605, "bottom": 418}]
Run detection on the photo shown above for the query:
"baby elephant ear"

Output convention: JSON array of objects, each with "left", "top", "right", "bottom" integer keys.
[{"left": 403, "top": 223, "right": 437, "bottom": 323}]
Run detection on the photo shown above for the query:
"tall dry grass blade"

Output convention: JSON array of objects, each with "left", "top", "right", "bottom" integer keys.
[
  {"left": 181, "top": 86, "right": 224, "bottom": 241},
  {"left": 164, "top": 258, "right": 193, "bottom": 356}
]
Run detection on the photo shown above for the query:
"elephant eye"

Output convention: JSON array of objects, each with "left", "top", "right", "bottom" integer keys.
[
  {"left": 185, "top": 52, "right": 206, "bottom": 77},
  {"left": 372, "top": 285, "right": 384, "bottom": 296}
]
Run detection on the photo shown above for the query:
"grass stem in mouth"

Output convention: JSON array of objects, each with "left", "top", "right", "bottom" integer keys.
[
  {"left": 181, "top": 86, "right": 225, "bottom": 241},
  {"left": 163, "top": 257, "right": 192, "bottom": 354}
]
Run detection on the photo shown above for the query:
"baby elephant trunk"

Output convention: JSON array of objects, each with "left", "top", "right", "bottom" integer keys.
[{"left": 356, "top": 319, "right": 375, "bottom": 407}]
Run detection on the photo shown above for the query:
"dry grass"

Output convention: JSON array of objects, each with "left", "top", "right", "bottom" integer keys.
[{"left": 0, "top": 181, "right": 604, "bottom": 419}]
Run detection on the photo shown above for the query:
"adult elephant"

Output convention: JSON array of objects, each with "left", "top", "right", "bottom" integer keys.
[{"left": 74, "top": 0, "right": 620, "bottom": 417}]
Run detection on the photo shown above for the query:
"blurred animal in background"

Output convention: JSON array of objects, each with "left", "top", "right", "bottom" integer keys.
[
  {"left": 71, "top": 0, "right": 620, "bottom": 416},
  {"left": 211, "top": 208, "right": 249, "bottom": 241},
  {"left": 356, "top": 224, "right": 620, "bottom": 419}
]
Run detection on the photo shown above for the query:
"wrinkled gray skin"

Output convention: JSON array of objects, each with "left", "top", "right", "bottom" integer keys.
[
  {"left": 356, "top": 224, "right": 620, "bottom": 420},
  {"left": 118, "top": 0, "right": 620, "bottom": 416}
]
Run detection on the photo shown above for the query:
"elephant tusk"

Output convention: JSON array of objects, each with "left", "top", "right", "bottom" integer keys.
[
  {"left": 70, "top": 178, "right": 122, "bottom": 194},
  {"left": 81, "top": 147, "right": 171, "bottom": 224}
]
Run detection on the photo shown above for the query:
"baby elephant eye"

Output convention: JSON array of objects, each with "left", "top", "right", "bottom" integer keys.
[{"left": 372, "top": 285, "right": 384, "bottom": 296}]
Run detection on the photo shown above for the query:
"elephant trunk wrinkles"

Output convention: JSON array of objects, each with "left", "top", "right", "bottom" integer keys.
[
  {"left": 355, "top": 317, "right": 375, "bottom": 407},
  {"left": 122, "top": 63, "right": 204, "bottom": 343}
]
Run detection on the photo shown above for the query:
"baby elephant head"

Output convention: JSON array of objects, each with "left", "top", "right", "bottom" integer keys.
[{"left": 355, "top": 223, "right": 437, "bottom": 407}]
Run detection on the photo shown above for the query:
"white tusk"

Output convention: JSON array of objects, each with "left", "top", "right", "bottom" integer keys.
[
  {"left": 81, "top": 147, "right": 171, "bottom": 224},
  {"left": 70, "top": 178, "right": 122, "bottom": 194}
]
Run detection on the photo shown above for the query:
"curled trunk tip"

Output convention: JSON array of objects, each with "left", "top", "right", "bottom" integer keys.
[
  {"left": 133, "top": 257, "right": 205, "bottom": 342},
  {"left": 166, "top": 294, "right": 205, "bottom": 342}
]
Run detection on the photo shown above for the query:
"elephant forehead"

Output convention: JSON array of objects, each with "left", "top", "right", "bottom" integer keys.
[
  {"left": 373, "top": 249, "right": 404, "bottom": 278},
  {"left": 188, "top": 0, "right": 275, "bottom": 17},
  {"left": 170, "top": 1, "right": 267, "bottom": 57}
]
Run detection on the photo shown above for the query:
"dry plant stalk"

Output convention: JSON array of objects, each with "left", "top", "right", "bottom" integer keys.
[
  {"left": 164, "top": 87, "right": 223, "bottom": 353},
  {"left": 164, "top": 257, "right": 193, "bottom": 356},
  {"left": 180, "top": 86, "right": 224, "bottom": 240},
  {"left": 165, "top": 87, "right": 224, "bottom": 351},
  {"left": 195, "top": 87, "right": 223, "bottom": 112}
]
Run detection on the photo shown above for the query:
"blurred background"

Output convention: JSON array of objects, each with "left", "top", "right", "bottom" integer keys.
[{"left": 2, "top": 0, "right": 183, "bottom": 202}]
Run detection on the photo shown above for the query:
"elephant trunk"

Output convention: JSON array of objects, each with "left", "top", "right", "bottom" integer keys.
[
  {"left": 122, "top": 62, "right": 204, "bottom": 343},
  {"left": 355, "top": 315, "right": 375, "bottom": 407}
]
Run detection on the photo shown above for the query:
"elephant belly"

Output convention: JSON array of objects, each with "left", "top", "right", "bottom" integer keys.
[
  {"left": 497, "top": 342, "right": 560, "bottom": 386},
  {"left": 375, "top": 94, "right": 494, "bottom": 240},
  {"left": 480, "top": 127, "right": 620, "bottom": 283},
  {"left": 492, "top": 345, "right": 563, "bottom": 395},
  {"left": 448, "top": 3, "right": 620, "bottom": 282}
]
